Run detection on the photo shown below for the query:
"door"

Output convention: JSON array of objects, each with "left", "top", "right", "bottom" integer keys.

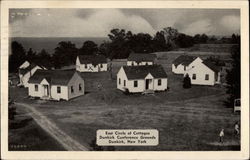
[
  {"left": 145, "top": 79, "right": 150, "bottom": 90},
  {"left": 44, "top": 85, "right": 49, "bottom": 96}
]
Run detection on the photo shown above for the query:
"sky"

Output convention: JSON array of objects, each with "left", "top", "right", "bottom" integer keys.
[{"left": 9, "top": 8, "right": 240, "bottom": 37}]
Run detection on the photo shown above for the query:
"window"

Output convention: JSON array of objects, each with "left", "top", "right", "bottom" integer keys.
[
  {"left": 132, "top": 62, "right": 134, "bottom": 66},
  {"left": 184, "top": 66, "right": 186, "bottom": 71},
  {"left": 119, "top": 78, "right": 121, "bottom": 85},
  {"left": 57, "top": 86, "right": 61, "bottom": 93},
  {"left": 145, "top": 62, "right": 148, "bottom": 65},
  {"left": 124, "top": 80, "right": 126, "bottom": 86},
  {"left": 100, "top": 64, "right": 103, "bottom": 68},
  {"left": 71, "top": 86, "right": 74, "bottom": 93},
  {"left": 205, "top": 74, "right": 209, "bottom": 80},
  {"left": 35, "top": 85, "right": 38, "bottom": 91},
  {"left": 85, "top": 64, "right": 87, "bottom": 69},
  {"left": 134, "top": 81, "right": 138, "bottom": 87},
  {"left": 192, "top": 74, "right": 196, "bottom": 80},
  {"left": 79, "top": 84, "right": 82, "bottom": 91},
  {"left": 158, "top": 79, "right": 162, "bottom": 86}
]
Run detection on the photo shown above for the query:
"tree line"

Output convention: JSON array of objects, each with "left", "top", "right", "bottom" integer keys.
[{"left": 9, "top": 27, "right": 240, "bottom": 72}]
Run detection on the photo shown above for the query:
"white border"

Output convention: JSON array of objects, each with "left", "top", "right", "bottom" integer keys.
[{"left": 1, "top": 1, "right": 249, "bottom": 160}]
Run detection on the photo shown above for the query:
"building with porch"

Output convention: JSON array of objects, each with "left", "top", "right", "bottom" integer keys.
[
  {"left": 76, "top": 55, "right": 107, "bottom": 72},
  {"left": 28, "top": 69, "right": 84, "bottom": 101},
  {"left": 117, "top": 65, "right": 168, "bottom": 93},
  {"left": 127, "top": 53, "right": 157, "bottom": 66}
]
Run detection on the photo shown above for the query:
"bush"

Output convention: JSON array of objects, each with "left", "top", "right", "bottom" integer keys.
[
  {"left": 183, "top": 74, "right": 191, "bottom": 88},
  {"left": 124, "top": 88, "right": 130, "bottom": 95}
]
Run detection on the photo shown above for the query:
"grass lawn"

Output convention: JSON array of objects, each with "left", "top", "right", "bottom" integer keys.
[
  {"left": 8, "top": 104, "right": 65, "bottom": 151},
  {"left": 8, "top": 51, "right": 240, "bottom": 151}
]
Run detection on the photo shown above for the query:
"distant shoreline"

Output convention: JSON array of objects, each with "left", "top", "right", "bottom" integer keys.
[{"left": 10, "top": 37, "right": 109, "bottom": 54}]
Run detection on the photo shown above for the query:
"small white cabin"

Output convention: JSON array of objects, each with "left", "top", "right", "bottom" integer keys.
[
  {"left": 117, "top": 65, "right": 168, "bottom": 93},
  {"left": 18, "top": 61, "right": 46, "bottom": 87},
  {"left": 172, "top": 55, "right": 199, "bottom": 74},
  {"left": 28, "top": 69, "right": 85, "bottom": 101},
  {"left": 127, "top": 53, "right": 156, "bottom": 66},
  {"left": 184, "top": 60, "right": 221, "bottom": 86},
  {"left": 76, "top": 55, "right": 107, "bottom": 72}
]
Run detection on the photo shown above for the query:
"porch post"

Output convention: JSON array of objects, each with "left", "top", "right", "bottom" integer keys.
[{"left": 49, "top": 85, "right": 52, "bottom": 98}]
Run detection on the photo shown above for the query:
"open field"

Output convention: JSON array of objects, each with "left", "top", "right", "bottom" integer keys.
[{"left": 8, "top": 50, "right": 240, "bottom": 151}]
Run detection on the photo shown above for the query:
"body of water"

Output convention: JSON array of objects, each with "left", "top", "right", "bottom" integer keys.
[{"left": 10, "top": 37, "right": 109, "bottom": 54}]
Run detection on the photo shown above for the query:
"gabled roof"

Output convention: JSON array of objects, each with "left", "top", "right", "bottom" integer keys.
[
  {"left": 202, "top": 60, "right": 221, "bottom": 73},
  {"left": 122, "top": 65, "right": 167, "bottom": 80},
  {"left": 19, "top": 63, "right": 45, "bottom": 75},
  {"left": 173, "top": 55, "right": 197, "bottom": 67},
  {"left": 127, "top": 53, "right": 156, "bottom": 63},
  {"left": 78, "top": 55, "right": 107, "bottom": 66},
  {"left": 28, "top": 69, "right": 80, "bottom": 85}
]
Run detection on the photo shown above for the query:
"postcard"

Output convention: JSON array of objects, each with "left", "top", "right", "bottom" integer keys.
[{"left": 1, "top": 0, "right": 249, "bottom": 159}]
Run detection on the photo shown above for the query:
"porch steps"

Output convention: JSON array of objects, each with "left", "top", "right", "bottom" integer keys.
[
  {"left": 41, "top": 96, "right": 52, "bottom": 100},
  {"left": 142, "top": 89, "right": 155, "bottom": 95}
]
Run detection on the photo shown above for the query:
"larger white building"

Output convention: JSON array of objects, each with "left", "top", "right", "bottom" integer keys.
[
  {"left": 76, "top": 55, "right": 107, "bottom": 72},
  {"left": 127, "top": 53, "right": 157, "bottom": 66}
]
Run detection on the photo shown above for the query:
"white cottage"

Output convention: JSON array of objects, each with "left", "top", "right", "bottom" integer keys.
[
  {"left": 76, "top": 55, "right": 107, "bottom": 72},
  {"left": 117, "top": 65, "right": 168, "bottom": 93},
  {"left": 127, "top": 53, "right": 157, "bottom": 66},
  {"left": 28, "top": 69, "right": 85, "bottom": 101},
  {"left": 18, "top": 61, "right": 46, "bottom": 87},
  {"left": 184, "top": 60, "right": 221, "bottom": 86},
  {"left": 172, "top": 55, "right": 199, "bottom": 74}
]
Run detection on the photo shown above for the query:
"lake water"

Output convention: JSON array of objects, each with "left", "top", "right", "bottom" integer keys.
[{"left": 10, "top": 37, "right": 109, "bottom": 54}]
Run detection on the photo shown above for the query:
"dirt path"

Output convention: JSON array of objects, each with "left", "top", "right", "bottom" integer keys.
[{"left": 16, "top": 102, "right": 90, "bottom": 151}]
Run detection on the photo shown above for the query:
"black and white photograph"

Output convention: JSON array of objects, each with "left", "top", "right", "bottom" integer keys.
[{"left": 1, "top": 0, "right": 249, "bottom": 159}]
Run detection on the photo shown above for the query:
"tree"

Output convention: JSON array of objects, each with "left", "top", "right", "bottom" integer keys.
[
  {"left": 26, "top": 48, "right": 37, "bottom": 62},
  {"left": 225, "top": 44, "right": 241, "bottom": 107},
  {"left": 176, "top": 33, "right": 194, "bottom": 48},
  {"left": 37, "top": 49, "right": 53, "bottom": 69},
  {"left": 207, "top": 35, "right": 217, "bottom": 43},
  {"left": 128, "top": 33, "right": 154, "bottom": 53},
  {"left": 200, "top": 34, "right": 208, "bottom": 43},
  {"left": 193, "top": 34, "right": 209, "bottom": 44},
  {"left": 9, "top": 41, "right": 26, "bottom": 72},
  {"left": 106, "top": 28, "right": 131, "bottom": 59},
  {"left": 162, "top": 27, "right": 179, "bottom": 49},
  {"left": 231, "top": 34, "right": 240, "bottom": 44},
  {"left": 193, "top": 34, "right": 201, "bottom": 44},
  {"left": 79, "top": 41, "right": 98, "bottom": 55},
  {"left": 52, "top": 41, "right": 78, "bottom": 68},
  {"left": 152, "top": 31, "right": 168, "bottom": 51},
  {"left": 183, "top": 74, "right": 191, "bottom": 88}
]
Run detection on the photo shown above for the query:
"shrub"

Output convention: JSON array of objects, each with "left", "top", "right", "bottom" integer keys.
[
  {"left": 183, "top": 74, "right": 191, "bottom": 88},
  {"left": 124, "top": 88, "right": 130, "bottom": 95}
]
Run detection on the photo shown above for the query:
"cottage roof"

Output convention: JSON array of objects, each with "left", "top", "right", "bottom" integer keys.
[
  {"left": 19, "top": 63, "right": 45, "bottom": 75},
  {"left": 173, "top": 55, "right": 197, "bottom": 67},
  {"left": 28, "top": 69, "right": 79, "bottom": 85},
  {"left": 78, "top": 55, "right": 107, "bottom": 66},
  {"left": 122, "top": 65, "right": 167, "bottom": 80},
  {"left": 202, "top": 60, "right": 221, "bottom": 73},
  {"left": 127, "top": 53, "right": 156, "bottom": 63}
]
